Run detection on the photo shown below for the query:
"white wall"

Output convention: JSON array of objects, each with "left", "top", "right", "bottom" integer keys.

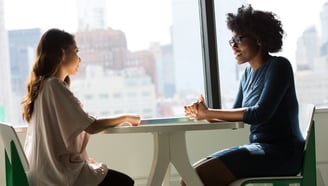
[{"left": 1, "top": 109, "right": 327, "bottom": 186}]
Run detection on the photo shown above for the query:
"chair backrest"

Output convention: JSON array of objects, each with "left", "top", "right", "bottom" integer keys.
[
  {"left": 298, "top": 104, "right": 315, "bottom": 141},
  {"left": 0, "top": 122, "right": 29, "bottom": 186},
  {"left": 298, "top": 104, "right": 316, "bottom": 185}
]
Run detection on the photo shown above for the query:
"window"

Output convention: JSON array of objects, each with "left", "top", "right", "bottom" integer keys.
[
  {"left": 1, "top": 0, "right": 205, "bottom": 124},
  {"left": 215, "top": 0, "right": 328, "bottom": 108},
  {"left": 1, "top": 0, "right": 327, "bottom": 125}
]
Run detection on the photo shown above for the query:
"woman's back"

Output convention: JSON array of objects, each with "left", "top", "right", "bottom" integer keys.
[{"left": 24, "top": 78, "right": 107, "bottom": 186}]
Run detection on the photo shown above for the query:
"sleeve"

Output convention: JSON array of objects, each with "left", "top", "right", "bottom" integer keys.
[
  {"left": 233, "top": 67, "right": 248, "bottom": 108},
  {"left": 233, "top": 82, "right": 243, "bottom": 108},
  {"left": 45, "top": 79, "right": 96, "bottom": 149},
  {"left": 243, "top": 57, "right": 294, "bottom": 124}
]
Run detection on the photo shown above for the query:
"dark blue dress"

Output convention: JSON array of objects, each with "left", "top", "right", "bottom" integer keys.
[{"left": 208, "top": 56, "right": 305, "bottom": 178}]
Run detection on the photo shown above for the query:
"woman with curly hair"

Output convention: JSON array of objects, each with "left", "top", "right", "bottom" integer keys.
[
  {"left": 183, "top": 5, "right": 304, "bottom": 186},
  {"left": 22, "top": 28, "right": 140, "bottom": 186}
]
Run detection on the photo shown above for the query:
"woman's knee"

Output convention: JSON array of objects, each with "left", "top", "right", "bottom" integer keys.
[{"left": 194, "top": 158, "right": 237, "bottom": 186}]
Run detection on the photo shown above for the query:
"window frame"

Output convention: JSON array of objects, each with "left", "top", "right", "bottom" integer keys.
[{"left": 199, "top": 0, "right": 222, "bottom": 109}]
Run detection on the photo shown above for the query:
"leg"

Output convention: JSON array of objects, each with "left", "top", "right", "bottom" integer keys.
[
  {"left": 195, "top": 157, "right": 237, "bottom": 186},
  {"left": 180, "top": 157, "right": 237, "bottom": 186},
  {"left": 98, "top": 169, "right": 134, "bottom": 186}
]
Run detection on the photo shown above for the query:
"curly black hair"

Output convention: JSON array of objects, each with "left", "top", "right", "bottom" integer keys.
[{"left": 226, "top": 4, "right": 285, "bottom": 53}]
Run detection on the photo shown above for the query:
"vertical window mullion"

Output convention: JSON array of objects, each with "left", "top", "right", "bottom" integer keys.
[{"left": 198, "top": 0, "right": 221, "bottom": 109}]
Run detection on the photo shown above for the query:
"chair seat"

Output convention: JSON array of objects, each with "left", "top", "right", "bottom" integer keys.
[{"left": 229, "top": 176, "right": 303, "bottom": 185}]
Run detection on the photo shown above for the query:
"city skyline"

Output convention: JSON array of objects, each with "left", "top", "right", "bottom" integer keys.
[
  {"left": 2, "top": 0, "right": 328, "bottom": 124},
  {"left": 4, "top": 0, "right": 327, "bottom": 54}
]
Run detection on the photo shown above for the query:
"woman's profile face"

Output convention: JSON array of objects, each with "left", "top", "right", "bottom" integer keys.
[
  {"left": 230, "top": 33, "right": 260, "bottom": 65},
  {"left": 61, "top": 43, "right": 81, "bottom": 76}
]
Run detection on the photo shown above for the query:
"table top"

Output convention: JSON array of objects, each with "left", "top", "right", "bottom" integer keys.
[
  {"left": 14, "top": 117, "right": 244, "bottom": 134},
  {"left": 102, "top": 117, "right": 244, "bottom": 134}
]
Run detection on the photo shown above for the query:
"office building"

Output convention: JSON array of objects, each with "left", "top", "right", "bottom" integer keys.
[
  {"left": 8, "top": 28, "right": 42, "bottom": 97},
  {"left": 294, "top": 2, "right": 328, "bottom": 108},
  {"left": 72, "top": 66, "right": 156, "bottom": 118},
  {"left": 321, "top": 2, "right": 328, "bottom": 56},
  {"left": 295, "top": 26, "right": 319, "bottom": 71},
  {"left": 75, "top": 28, "right": 128, "bottom": 76},
  {"left": 321, "top": 2, "right": 328, "bottom": 44}
]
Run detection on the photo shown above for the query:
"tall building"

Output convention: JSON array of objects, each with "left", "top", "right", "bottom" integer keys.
[
  {"left": 0, "top": 0, "right": 12, "bottom": 122},
  {"left": 8, "top": 28, "right": 42, "bottom": 97},
  {"left": 320, "top": 2, "right": 328, "bottom": 44},
  {"left": 294, "top": 2, "right": 328, "bottom": 108},
  {"left": 75, "top": 28, "right": 128, "bottom": 77},
  {"left": 77, "top": 0, "right": 108, "bottom": 31},
  {"left": 295, "top": 26, "right": 319, "bottom": 71},
  {"left": 74, "top": 28, "right": 159, "bottom": 85},
  {"left": 320, "top": 2, "right": 328, "bottom": 56},
  {"left": 71, "top": 66, "right": 157, "bottom": 118},
  {"left": 129, "top": 50, "right": 157, "bottom": 88},
  {"left": 7, "top": 28, "right": 42, "bottom": 125},
  {"left": 148, "top": 42, "right": 175, "bottom": 97},
  {"left": 160, "top": 44, "right": 175, "bottom": 97},
  {"left": 73, "top": 28, "right": 158, "bottom": 117}
]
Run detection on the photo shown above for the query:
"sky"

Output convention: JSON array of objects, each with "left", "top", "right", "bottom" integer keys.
[
  {"left": 4, "top": 0, "right": 78, "bottom": 31},
  {"left": 3, "top": 0, "right": 172, "bottom": 51},
  {"left": 3, "top": 0, "right": 328, "bottom": 56}
]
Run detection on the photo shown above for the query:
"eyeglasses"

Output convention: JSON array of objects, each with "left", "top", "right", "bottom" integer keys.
[{"left": 229, "top": 36, "right": 247, "bottom": 47}]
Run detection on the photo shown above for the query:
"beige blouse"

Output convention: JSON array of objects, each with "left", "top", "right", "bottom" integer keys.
[{"left": 24, "top": 77, "right": 108, "bottom": 186}]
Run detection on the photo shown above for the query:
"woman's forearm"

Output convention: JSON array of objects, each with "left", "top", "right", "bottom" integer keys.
[
  {"left": 85, "top": 115, "right": 128, "bottom": 134},
  {"left": 205, "top": 108, "right": 246, "bottom": 122}
]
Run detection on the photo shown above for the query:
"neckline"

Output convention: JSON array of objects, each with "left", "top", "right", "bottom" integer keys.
[{"left": 250, "top": 55, "right": 273, "bottom": 73}]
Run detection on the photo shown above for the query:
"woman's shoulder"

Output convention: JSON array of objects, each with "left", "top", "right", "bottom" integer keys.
[
  {"left": 266, "top": 56, "right": 295, "bottom": 78},
  {"left": 46, "top": 77, "right": 64, "bottom": 83},
  {"left": 270, "top": 56, "right": 291, "bottom": 65},
  {"left": 43, "top": 77, "right": 70, "bottom": 94},
  {"left": 45, "top": 77, "right": 68, "bottom": 87},
  {"left": 269, "top": 56, "right": 293, "bottom": 69}
]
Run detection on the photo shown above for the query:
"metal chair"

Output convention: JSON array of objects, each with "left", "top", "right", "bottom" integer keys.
[
  {"left": 0, "top": 122, "right": 29, "bottom": 186},
  {"left": 229, "top": 104, "right": 316, "bottom": 186}
]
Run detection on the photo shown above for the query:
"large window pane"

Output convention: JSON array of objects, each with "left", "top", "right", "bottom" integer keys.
[
  {"left": 214, "top": 0, "right": 247, "bottom": 108},
  {"left": 1, "top": 0, "right": 205, "bottom": 125},
  {"left": 216, "top": 0, "right": 328, "bottom": 109}
]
